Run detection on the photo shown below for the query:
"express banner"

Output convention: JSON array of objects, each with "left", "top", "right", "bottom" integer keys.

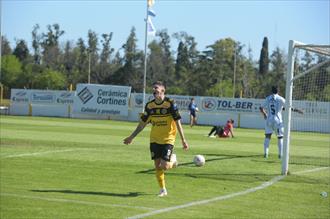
[{"left": 11, "top": 89, "right": 74, "bottom": 105}]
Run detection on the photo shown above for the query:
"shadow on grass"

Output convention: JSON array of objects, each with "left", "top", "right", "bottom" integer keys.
[
  {"left": 135, "top": 153, "right": 283, "bottom": 183},
  {"left": 30, "top": 189, "right": 146, "bottom": 197},
  {"left": 136, "top": 154, "right": 262, "bottom": 174},
  {"left": 175, "top": 172, "right": 278, "bottom": 183}
]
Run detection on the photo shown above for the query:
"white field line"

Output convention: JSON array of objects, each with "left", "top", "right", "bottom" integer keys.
[
  {"left": 1, "top": 149, "right": 91, "bottom": 158},
  {"left": 1, "top": 193, "right": 154, "bottom": 211},
  {"left": 127, "top": 166, "right": 329, "bottom": 219},
  {"left": 293, "top": 166, "right": 329, "bottom": 175}
]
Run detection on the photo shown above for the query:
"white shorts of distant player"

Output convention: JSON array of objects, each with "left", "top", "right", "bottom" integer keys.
[
  {"left": 264, "top": 119, "right": 284, "bottom": 158},
  {"left": 265, "top": 120, "right": 284, "bottom": 137}
]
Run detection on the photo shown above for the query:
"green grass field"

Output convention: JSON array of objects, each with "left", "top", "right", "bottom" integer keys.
[{"left": 0, "top": 115, "right": 329, "bottom": 219}]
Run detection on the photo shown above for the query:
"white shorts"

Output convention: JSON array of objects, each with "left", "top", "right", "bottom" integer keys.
[{"left": 265, "top": 121, "right": 284, "bottom": 137}]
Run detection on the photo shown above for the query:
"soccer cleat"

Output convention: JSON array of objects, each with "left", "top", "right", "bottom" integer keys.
[
  {"left": 158, "top": 188, "right": 167, "bottom": 197},
  {"left": 171, "top": 153, "right": 178, "bottom": 168},
  {"left": 264, "top": 154, "right": 268, "bottom": 158},
  {"left": 278, "top": 155, "right": 282, "bottom": 159}
]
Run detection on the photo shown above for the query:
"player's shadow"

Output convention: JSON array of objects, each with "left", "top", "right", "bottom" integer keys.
[
  {"left": 136, "top": 154, "right": 261, "bottom": 174},
  {"left": 30, "top": 189, "right": 146, "bottom": 197},
  {"left": 175, "top": 172, "right": 278, "bottom": 183}
]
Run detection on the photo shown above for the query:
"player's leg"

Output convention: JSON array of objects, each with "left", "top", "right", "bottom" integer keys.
[
  {"left": 154, "top": 159, "right": 167, "bottom": 196},
  {"left": 276, "top": 124, "right": 284, "bottom": 159},
  {"left": 263, "top": 134, "right": 272, "bottom": 158},
  {"left": 150, "top": 143, "right": 167, "bottom": 196},
  {"left": 208, "top": 126, "right": 217, "bottom": 136},
  {"left": 193, "top": 113, "right": 197, "bottom": 126},
  {"left": 189, "top": 113, "right": 194, "bottom": 127},
  {"left": 159, "top": 144, "right": 175, "bottom": 170},
  {"left": 157, "top": 144, "right": 175, "bottom": 197},
  {"left": 264, "top": 123, "right": 273, "bottom": 158}
]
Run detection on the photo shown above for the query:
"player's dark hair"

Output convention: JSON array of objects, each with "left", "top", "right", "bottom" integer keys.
[
  {"left": 271, "top": 86, "right": 278, "bottom": 94},
  {"left": 227, "top": 119, "right": 234, "bottom": 124},
  {"left": 152, "top": 81, "right": 166, "bottom": 89}
]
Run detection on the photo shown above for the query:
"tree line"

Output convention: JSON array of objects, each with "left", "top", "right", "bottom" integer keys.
[{"left": 1, "top": 23, "right": 328, "bottom": 100}]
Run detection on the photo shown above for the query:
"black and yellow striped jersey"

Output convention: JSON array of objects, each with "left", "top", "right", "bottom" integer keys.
[{"left": 141, "top": 97, "right": 181, "bottom": 145}]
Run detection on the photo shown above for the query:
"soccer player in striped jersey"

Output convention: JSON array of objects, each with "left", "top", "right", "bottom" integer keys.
[{"left": 123, "top": 81, "right": 189, "bottom": 197}]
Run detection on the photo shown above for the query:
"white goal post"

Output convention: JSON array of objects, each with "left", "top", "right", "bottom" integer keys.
[{"left": 282, "top": 40, "right": 330, "bottom": 175}]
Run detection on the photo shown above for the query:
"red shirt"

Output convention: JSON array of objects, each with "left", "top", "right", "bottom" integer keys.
[{"left": 219, "top": 122, "right": 233, "bottom": 138}]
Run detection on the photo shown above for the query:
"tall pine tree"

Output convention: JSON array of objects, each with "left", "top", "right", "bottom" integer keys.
[{"left": 259, "top": 37, "right": 269, "bottom": 75}]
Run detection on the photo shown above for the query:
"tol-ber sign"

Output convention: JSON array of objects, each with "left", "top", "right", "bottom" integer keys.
[
  {"left": 74, "top": 84, "right": 131, "bottom": 116},
  {"left": 200, "top": 97, "right": 263, "bottom": 113}
]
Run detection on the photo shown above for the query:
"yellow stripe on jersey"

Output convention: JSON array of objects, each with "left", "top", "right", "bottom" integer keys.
[{"left": 141, "top": 97, "right": 181, "bottom": 145}]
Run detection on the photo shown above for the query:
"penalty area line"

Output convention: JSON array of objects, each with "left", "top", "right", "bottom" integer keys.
[
  {"left": 127, "top": 175, "right": 285, "bottom": 219},
  {"left": 127, "top": 166, "right": 329, "bottom": 219},
  {"left": 1, "top": 148, "right": 93, "bottom": 159},
  {"left": 1, "top": 193, "right": 154, "bottom": 211},
  {"left": 293, "top": 166, "right": 329, "bottom": 175}
]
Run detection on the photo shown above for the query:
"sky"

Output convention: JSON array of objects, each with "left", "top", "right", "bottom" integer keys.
[{"left": 1, "top": 0, "right": 329, "bottom": 60}]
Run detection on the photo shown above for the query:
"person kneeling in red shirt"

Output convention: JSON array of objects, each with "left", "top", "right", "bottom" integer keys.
[{"left": 208, "top": 119, "right": 235, "bottom": 138}]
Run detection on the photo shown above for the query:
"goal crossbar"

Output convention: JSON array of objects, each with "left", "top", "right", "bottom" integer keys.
[{"left": 293, "top": 41, "right": 330, "bottom": 56}]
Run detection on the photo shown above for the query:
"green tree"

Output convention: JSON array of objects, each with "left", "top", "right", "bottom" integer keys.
[
  {"left": 33, "top": 69, "right": 66, "bottom": 90},
  {"left": 270, "top": 47, "right": 286, "bottom": 91},
  {"left": 157, "top": 29, "right": 175, "bottom": 86},
  {"left": 175, "top": 41, "right": 189, "bottom": 85},
  {"left": 75, "top": 38, "right": 88, "bottom": 83},
  {"left": 41, "top": 24, "right": 65, "bottom": 69},
  {"left": 61, "top": 40, "right": 78, "bottom": 86},
  {"left": 187, "top": 51, "right": 214, "bottom": 96},
  {"left": 147, "top": 29, "right": 175, "bottom": 88},
  {"left": 206, "top": 79, "right": 233, "bottom": 97},
  {"left": 13, "top": 40, "right": 30, "bottom": 62},
  {"left": 173, "top": 32, "right": 199, "bottom": 94},
  {"left": 241, "top": 59, "right": 259, "bottom": 98},
  {"left": 1, "top": 36, "right": 12, "bottom": 56},
  {"left": 259, "top": 37, "right": 269, "bottom": 75},
  {"left": 148, "top": 40, "right": 166, "bottom": 83},
  {"left": 97, "top": 33, "right": 115, "bottom": 84},
  {"left": 1, "top": 55, "right": 22, "bottom": 88},
  {"left": 87, "top": 30, "right": 99, "bottom": 83},
  {"left": 204, "top": 38, "right": 237, "bottom": 97},
  {"left": 32, "top": 24, "right": 42, "bottom": 64},
  {"left": 19, "top": 63, "right": 44, "bottom": 89},
  {"left": 113, "top": 27, "right": 144, "bottom": 92}
]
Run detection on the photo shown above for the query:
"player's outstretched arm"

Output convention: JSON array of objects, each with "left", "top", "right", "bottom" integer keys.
[
  {"left": 229, "top": 128, "right": 234, "bottom": 138},
  {"left": 123, "top": 121, "right": 147, "bottom": 145},
  {"left": 292, "top": 108, "right": 304, "bottom": 114},
  {"left": 259, "top": 107, "right": 267, "bottom": 119},
  {"left": 175, "top": 120, "right": 189, "bottom": 150}
]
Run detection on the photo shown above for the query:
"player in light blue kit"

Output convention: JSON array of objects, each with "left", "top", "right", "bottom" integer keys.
[{"left": 259, "top": 86, "right": 302, "bottom": 159}]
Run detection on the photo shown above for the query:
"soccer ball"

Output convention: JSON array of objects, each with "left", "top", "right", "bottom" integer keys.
[{"left": 193, "top": 155, "right": 205, "bottom": 167}]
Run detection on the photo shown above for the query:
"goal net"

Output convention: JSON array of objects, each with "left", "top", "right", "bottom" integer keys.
[{"left": 282, "top": 40, "right": 330, "bottom": 175}]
